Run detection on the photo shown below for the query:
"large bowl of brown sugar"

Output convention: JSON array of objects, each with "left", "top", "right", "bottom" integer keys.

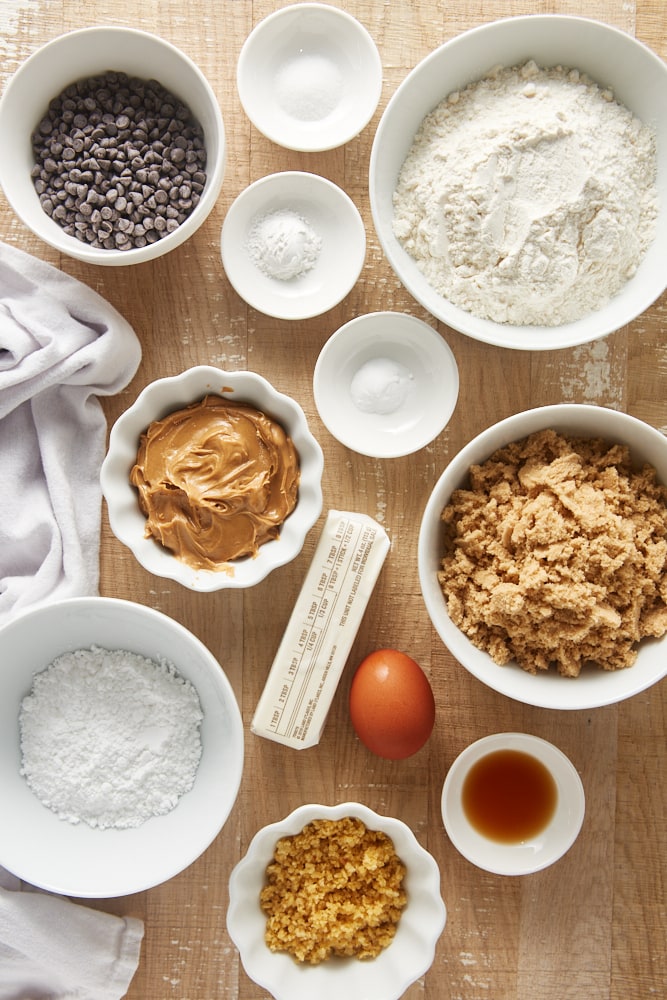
[
  {"left": 370, "top": 16, "right": 667, "bottom": 350},
  {"left": 418, "top": 404, "right": 667, "bottom": 709},
  {"left": 0, "top": 26, "right": 225, "bottom": 265}
]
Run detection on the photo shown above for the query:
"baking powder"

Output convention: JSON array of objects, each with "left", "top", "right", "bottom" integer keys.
[
  {"left": 393, "top": 61, "right": 658, "bottom": 327},
  {"left": 19, "top": 646, "right": 203, "bottom": 830},
  {"left": 246, "top": 208, "right": 322, "bottom": 280}
]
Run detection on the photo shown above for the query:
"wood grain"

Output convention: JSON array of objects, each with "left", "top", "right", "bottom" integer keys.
[{"left": 1, "top": 2, "right": 665, "bottom": 998}]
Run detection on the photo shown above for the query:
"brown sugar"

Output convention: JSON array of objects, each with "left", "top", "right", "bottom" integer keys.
[
  {"left": 260, "top": 816, "right": 407, "bottom": 964},
  {"left": 438, "top": 429, "right": 667, "bottom": 676}
]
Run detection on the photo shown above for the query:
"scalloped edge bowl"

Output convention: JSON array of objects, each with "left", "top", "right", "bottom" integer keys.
[
  {"left": 101, "top": 366, "right": 324, "bottom": 590},
  {"left": 0, "top": 596, "right": 243, "bottom": 897},
  {"left": 227, "top": 801, "right": 446, "bottom": 1000}
]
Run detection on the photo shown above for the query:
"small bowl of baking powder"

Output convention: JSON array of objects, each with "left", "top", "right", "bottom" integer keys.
[
  {"left": 370, "top": 15, "right": 667, "bottom": 349},
  {"left": 221, "top": 171, "right": 366, "bottom": 319},
  {"left": 0, "top": 596, "right": 244, "bottom": 897},
  {"left": 237, "top": 3, "right": 382, "bottom": 152},
  {"left": 313, "top": 311, "right": 459, "bottom": 458}
]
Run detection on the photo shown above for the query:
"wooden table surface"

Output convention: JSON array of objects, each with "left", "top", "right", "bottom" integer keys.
[{"left": 2, "top": 2, "right": 666, "bottom": 998}]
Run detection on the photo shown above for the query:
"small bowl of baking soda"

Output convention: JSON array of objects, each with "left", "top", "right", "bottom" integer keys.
[
  {"left": 237, "top": 3, "right": 382, "bottom": 152},
  {"left": 221, "top": 171, "right": 366, "bottom": 320},
  {"left": 313, "top": 312, "right": 460, "bottom": 458}
]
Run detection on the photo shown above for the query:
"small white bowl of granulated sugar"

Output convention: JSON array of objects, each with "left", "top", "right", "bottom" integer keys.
[
  {"left": 370, "top": 15, "right": 667, "bottom": 350},
  {"left": 237, "top": 3, "right": 382, "bottom": 152},
  {"left": 221, "top": 171, "right": 366, "bottom": 319},
  {"left": 0, "top": 596, "right": 244, "bottom": 897}
]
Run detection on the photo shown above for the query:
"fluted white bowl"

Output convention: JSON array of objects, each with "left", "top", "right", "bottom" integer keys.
[
  {"left": 227, "top": 801, "right": 446, "bottom": 1000},
  {"left": 101, "top": 366, "right": 324, "bottom": 590}
]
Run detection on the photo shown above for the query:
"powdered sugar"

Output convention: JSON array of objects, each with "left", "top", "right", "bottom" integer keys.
[
  {"left": 19, "top": 646, "right": 203, "bottom": 829},
  {"left": 393, "top": 61, "right": 658, "bottom": 327}
]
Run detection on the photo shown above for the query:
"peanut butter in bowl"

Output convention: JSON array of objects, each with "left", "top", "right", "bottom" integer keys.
[{"left": 130, "top": 395, "right": 300, "bottom": 570}]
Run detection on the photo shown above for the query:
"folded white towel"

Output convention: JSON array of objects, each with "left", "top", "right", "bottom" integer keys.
[
  {"left": 0, "top": 242, "right": 141, "bottom": 624},
  {"left": 0, "top": 866, "right": 144, "bottom": 1000}
]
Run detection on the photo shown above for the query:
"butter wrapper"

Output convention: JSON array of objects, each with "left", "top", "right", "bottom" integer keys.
[{"left": 251, "top": 510, "right": 390, "bottom": 749}]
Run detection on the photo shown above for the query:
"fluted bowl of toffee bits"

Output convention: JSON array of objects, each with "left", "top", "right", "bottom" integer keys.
[
  {"left": 227, "top": 802, "right": 446, "bottom": 1000},
  {"left": 101, "top": 365, "right": 324, "bottom": 591},
  {"left": 0, "top": 26, "right": 225, "bottom": 265}
]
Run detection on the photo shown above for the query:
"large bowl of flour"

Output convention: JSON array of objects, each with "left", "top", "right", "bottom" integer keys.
[
  {"left": 370, "top": 16, "right": 667, "bottom": 350},
  {"left": 0, "top": 596, "right": 244, "bottom": 897}
]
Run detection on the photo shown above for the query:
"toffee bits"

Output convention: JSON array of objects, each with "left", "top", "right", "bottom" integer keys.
[{"left": 31, "top": 71, "right": 208, "bottom": 251}]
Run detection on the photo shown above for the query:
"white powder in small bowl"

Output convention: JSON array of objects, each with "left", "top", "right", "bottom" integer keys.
[
  {"left": 246, "top": 208, "right": 322, "bottom": 281},
  {"left": 19, "top": 646, "right": 203, "bottom": 830},
  {"left": 350, "top": 357, "right": 415, "bottom": 415}
]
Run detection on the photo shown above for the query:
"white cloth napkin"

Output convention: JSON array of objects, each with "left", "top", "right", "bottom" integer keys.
[
  {"left": 0, "top": 866, "right": 144, "bottom": 1000},
  {"left": 0, "top": 242, "right": 141, "bottom": 624}
]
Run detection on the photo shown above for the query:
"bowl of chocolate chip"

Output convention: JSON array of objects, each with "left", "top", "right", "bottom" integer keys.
[
  {"left": 0, "top": 26, "right": 225, "bottom": 264},
  {"left": 418, "top": 403, "right": 667, "bottom": 709},
  {"left": 101, "top": 365, "right": 324, "bottom": 591}
]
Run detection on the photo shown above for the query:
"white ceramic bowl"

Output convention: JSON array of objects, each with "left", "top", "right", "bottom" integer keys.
[
  {"left": 227, "top": 801, "right": 446, "bottom": 1000},
  {"left": 221, "top": 171, "right": 366, "bottom": 320},
  {"left": 419, "top": 404, "right": 667, "bottom": 709},
  {"left": 101, "top": 366, "right": 324, "bottom": 590},
  {"left": 441, "top": 733, "right": 585, "bottom": 876},
  {"left": 0, "top": 26, "right": 225, "bottom": 265},
  {"left": 237, "top": 3, "right": 382, "bottom": 151},
  {"left": 0, "top": 596, "right": 243, "bottom": 897},
  {"left": 370, "top": 15, "right": 667, "bottom": 350},
  {"left": 313, "top": 311, "right": 459, "bottom": 458}
]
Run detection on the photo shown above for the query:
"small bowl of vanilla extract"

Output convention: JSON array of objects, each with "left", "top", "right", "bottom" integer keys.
[{"left": 441, "top": 733, "right": 585, "bottom": 876}]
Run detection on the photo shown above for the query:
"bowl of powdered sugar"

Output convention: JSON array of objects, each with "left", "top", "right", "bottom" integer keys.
[
  {"left": 370, "top": 15, "right": 667, "bottom": 350},
  {"left": 0, "top": 26, "right": 225, "bottom": 265},
  {"left": 0, "top": 596, "right": 244, "bottom": 897}
]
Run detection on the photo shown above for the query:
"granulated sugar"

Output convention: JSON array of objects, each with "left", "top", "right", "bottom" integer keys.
[
  {"left": 393, "top": 61, "right": 658, "bottom": 327},
  {"left": 19, "top": 646, "right": 203, "bottom": 829}
]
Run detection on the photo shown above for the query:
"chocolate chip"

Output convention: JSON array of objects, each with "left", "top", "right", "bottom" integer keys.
[{"left": 31, "top": 70, "right": 208, "bottom": 251}]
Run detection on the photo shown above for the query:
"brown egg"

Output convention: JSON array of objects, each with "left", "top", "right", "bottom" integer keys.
[{"left": 349, "top": 649, "right": 435, "bottom": 760}]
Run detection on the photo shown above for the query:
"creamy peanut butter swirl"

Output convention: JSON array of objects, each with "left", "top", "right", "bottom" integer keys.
[{"left": 131, "top": 395, "right": 300, "bottom": 570}]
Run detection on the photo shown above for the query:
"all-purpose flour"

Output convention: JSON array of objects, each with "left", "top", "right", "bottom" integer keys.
[
  {"left": 392, "top": 61, "right": 658, "bottom": 327},
  {"left": 19, "top": 646, "right": 203, "bottom": 829}
]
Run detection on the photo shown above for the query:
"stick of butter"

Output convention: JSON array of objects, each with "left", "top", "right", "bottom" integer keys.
[{"left": 251, "top": 510, "right": 390, "bottom": 749}]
